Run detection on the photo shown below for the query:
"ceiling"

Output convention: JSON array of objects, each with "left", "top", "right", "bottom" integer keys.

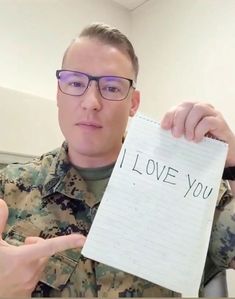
[{"left": 112, "top": 0, "right": 148, "bottom": 11}]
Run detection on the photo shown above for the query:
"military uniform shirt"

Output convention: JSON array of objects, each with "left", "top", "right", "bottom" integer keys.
[{"left": 0, "top": 142, "right": 235, "bottom": 297}]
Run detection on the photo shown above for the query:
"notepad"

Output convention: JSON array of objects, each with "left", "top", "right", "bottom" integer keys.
[{"left": 82, "top": 113, "right": 228, "bottom": 297}]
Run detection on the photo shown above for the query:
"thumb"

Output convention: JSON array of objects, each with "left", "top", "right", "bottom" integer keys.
[{"left": 0, "top": 199, "right": 8, "bottom": 236}]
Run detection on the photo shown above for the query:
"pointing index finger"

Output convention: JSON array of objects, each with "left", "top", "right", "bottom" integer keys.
[{"left": 19, "top": 234, "right": 86, "bottom": 261}]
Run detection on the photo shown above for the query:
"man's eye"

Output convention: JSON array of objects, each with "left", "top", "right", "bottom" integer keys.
[
  {"left": 68, "top": 81, "right": 85, "bottom": 87},
  {"left": 105, "top": 86, "right": 120, "bottom": 93}
]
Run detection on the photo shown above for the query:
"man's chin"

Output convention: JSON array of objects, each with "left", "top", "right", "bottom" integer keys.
[{"left": 71, "top": 144, "right": 103, "bottom": 157}]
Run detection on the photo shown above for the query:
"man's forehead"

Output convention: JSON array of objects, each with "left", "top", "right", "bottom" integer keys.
[
  {"left": 66, "top": 37, "right": 122, "bottom": 57},
  {"left": 62, "top": 37, "right": 134, "bottom": 75}
]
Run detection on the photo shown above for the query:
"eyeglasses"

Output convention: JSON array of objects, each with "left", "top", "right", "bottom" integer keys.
[{"left": 56, "top": 69, "right": 136, "bottom": 101}]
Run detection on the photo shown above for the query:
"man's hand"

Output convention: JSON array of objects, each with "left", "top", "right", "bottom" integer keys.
[
  {"left": 0, "top": 199, "right": 86, "bottom": 297},
  {"left": 161, "top": 101, "right": 235, "bottom": 167}
]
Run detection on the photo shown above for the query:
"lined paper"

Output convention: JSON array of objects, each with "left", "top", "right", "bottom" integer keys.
[{"left": 82, "top": 113, "right": 228, "bottom": 297}]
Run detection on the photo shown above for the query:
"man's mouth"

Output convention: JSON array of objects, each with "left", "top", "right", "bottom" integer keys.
[{"left": 76, "top": 121, "right": 102, "bottom": 129}]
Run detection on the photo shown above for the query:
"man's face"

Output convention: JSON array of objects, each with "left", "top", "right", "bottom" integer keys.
[{"left": 57, "top": 37, "right": 140, "bottom": 167}]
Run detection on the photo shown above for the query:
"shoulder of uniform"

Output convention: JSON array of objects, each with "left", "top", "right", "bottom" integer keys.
[{"left": 0, "top": 146, "right": 61, "bottom": 186}]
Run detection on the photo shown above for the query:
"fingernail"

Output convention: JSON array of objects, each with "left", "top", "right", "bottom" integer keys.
[
  {"left": 173, "top": 127, "right": 181, "bottom": 137},
  {"left": 77, "top": 236, "right": 86, "bottom": 246},
  {"left": 161, "top": 119, "right": 169, "bottom": 129}
]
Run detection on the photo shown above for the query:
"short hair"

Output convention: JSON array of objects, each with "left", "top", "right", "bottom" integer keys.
[{"left": 62, "top": 23, "right": 139, "bottom": 79}]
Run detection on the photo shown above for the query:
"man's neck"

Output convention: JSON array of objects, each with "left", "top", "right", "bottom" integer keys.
[{"left": 68, "top": 147, "right": 120, "bottom": 168}]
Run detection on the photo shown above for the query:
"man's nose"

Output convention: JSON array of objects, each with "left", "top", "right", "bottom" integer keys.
[{"left": 80, "top": 81, "right": 102, "bottom": 110}]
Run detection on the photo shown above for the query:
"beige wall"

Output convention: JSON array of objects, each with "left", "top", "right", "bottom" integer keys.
[
  {"left": 0, "top": 0, "right": 130, "bottom": 155},
  {"left": 0, "top": 0, "right": 130, "bottom": 100},
  {"left": 132, "top": 0, "right": 235, "bottom": 132},
  {"left": 0, "top": 86, "right": 63, "bottom": 156}
]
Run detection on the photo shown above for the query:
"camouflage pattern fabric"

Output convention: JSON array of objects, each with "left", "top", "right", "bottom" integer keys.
[
  {"left": 208, "top": 181, "right": 235, "bottom": 270},
  {"left": 0, "top": 142, "right": 234, "bottom": 297}
]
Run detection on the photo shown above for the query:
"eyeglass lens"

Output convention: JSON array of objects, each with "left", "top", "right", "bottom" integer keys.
[{"left": 58, "top": 70, "right": 131, "bottom": 100}]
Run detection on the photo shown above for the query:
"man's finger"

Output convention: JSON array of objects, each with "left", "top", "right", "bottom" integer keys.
[
  {"left": 0, "top": 199, "right": 8, "bottom": 236},
  {"left": 161, "top": 110, "right": 174, "bottom": 130},
  {"left": 19, "top": 233, "right": 86, "bottom": 261},
  {"left": 24, "top": 236, "right": 45, "bottom": 245}
]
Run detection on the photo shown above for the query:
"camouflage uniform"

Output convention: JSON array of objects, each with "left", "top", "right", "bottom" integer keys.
[{"left": 0, "top": 142, "right": 234, "bottom": 297}]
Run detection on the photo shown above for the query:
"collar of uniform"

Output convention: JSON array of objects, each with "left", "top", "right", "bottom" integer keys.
[{"left": 41, "top": 142, "right": 99, "bottom": 208}]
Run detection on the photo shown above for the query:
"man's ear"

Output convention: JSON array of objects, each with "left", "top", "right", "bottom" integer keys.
[
  {"left": 129, "top": 90, "right": 140, "bottom": 117},
  {"left": 56, "top": 85, "right": 60, "bottom": 107}
]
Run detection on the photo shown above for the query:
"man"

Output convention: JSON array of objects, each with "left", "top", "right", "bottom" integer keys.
[{"left": 0, "top": 23, "right": 235, "bottom": 297}]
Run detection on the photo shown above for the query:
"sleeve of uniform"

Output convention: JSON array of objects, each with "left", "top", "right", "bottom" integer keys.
[
  {"left": 208, "top": 180, "right": 235, "bottom": 269},
  {"left": 0, "top": 167, "right": 6, "bottom": 198}
]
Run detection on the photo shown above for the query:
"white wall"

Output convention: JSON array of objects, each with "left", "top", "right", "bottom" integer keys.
[
  {"left": 0, "top": 86, "right": 63, "bottom": 156},
  {"left": 0, "top": 0, "right": 130, "bottom": 155},
  {"left": 0, "top": 0, "right": 130, "bottom": 100},
  {"left": 227, "top": 268, "right": 235, "bottom": 297},
  {"left": 132, "top": 0, "right": 235, "bottom": 131},
  {"left": 131, "top": 0, "right": 235, "bottom": 296}
]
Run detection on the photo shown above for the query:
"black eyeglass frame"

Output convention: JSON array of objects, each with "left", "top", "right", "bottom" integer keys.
[{"left": 56, "top": 69, "right": 136, "bottom": 101}]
